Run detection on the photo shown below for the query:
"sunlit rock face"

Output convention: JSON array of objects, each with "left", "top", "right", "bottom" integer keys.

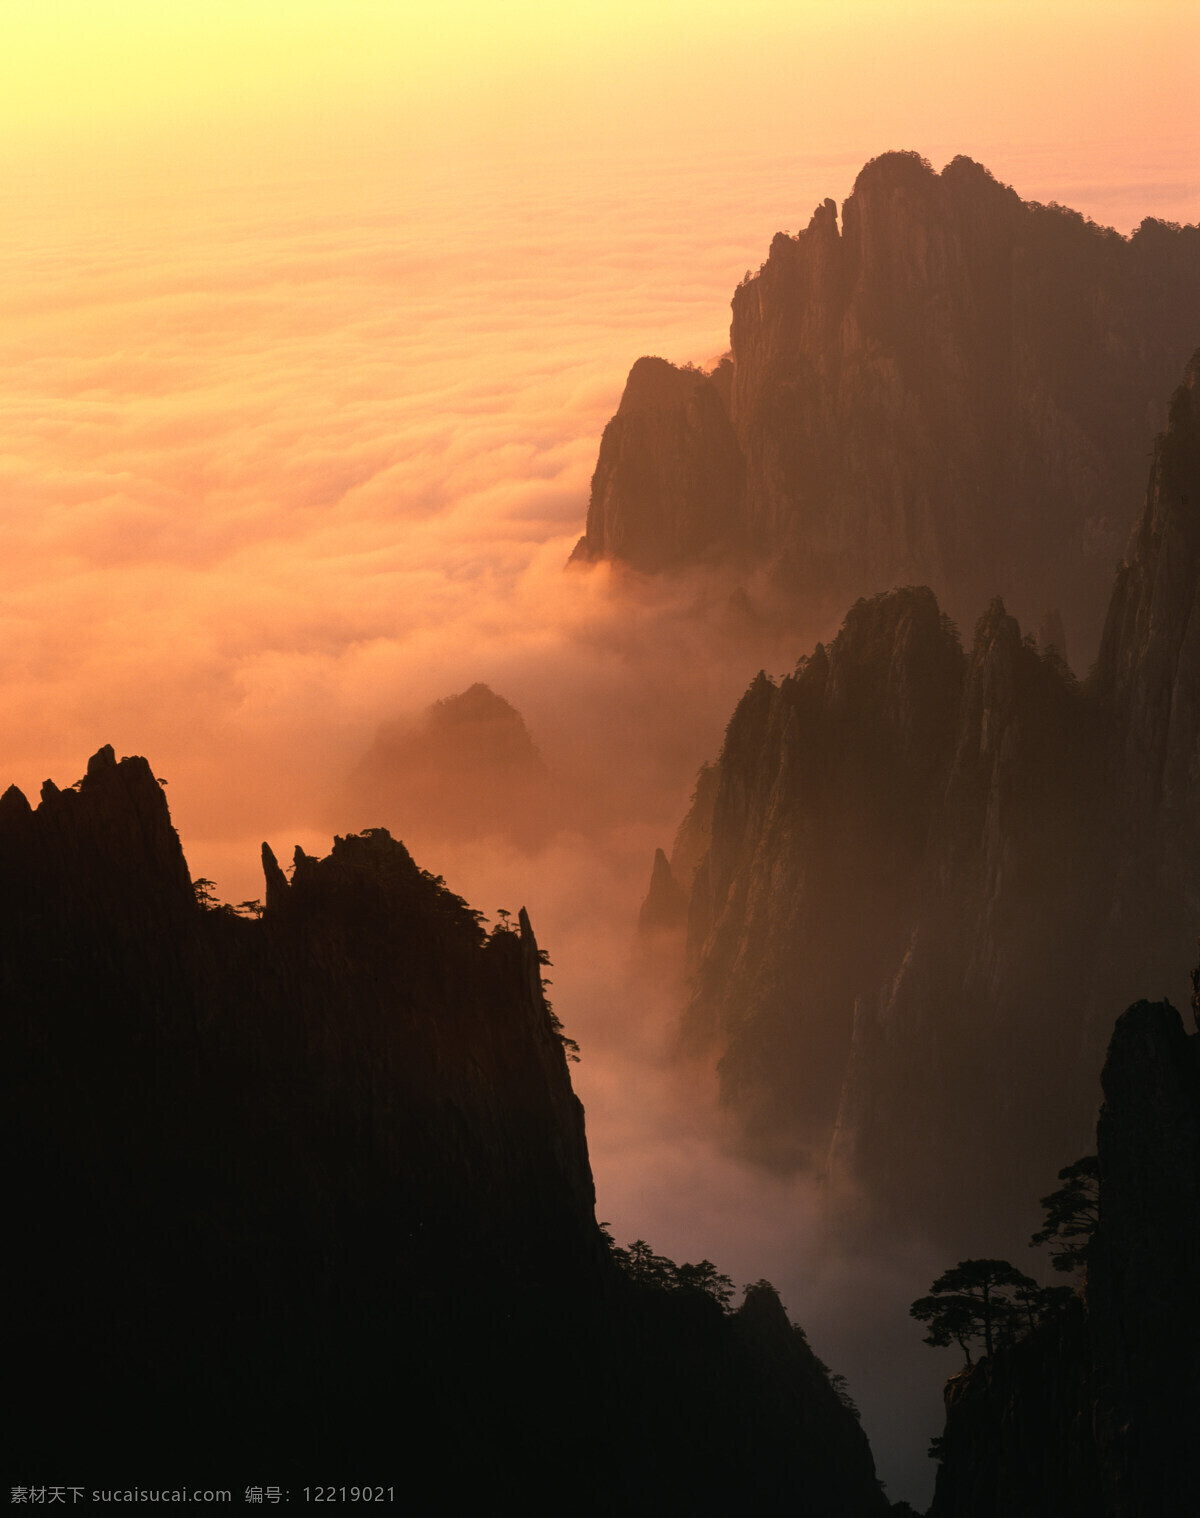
[
  {"left": 576, "top": 152, "right": 1200, "bottom": 659},
  {"left": 666, "top": 353, "right": 1200, "bottom": 1249},
  {"left": 4, "top": 747, "right": 888, "bottom": 1514}
]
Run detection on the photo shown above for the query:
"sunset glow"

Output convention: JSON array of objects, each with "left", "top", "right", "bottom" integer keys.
[{"left": 3, "top": 1, "right": 1195, "bottom": 867}]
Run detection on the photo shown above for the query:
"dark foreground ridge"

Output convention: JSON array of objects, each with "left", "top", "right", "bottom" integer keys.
[
  {"left": 928, "top": 991, "right": 1200, "bottom": 1517},
  {"left": 2, "top": 749, "right": 886, "bottom": 1514}
]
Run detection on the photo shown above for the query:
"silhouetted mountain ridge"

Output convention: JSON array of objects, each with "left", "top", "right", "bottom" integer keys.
[
  {"left": 3, "top": 746, "right": 885, "bottom": 1513},
  {"left": 575, "top": 151, "right": 1200, "bottom": 657},
  {"left": 660, "top": 350, "right": 1200, "bottom": 1247},
  {"left": 928, "top": 992, "right": 1200, "bottom": 1516}
]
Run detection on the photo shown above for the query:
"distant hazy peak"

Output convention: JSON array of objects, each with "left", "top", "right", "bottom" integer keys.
[
  {"left": 428, "top": 681, "right": 529, "bottom": 728},
  {"left": 349, "top": 681, "right": 555, "bottom": 853}
]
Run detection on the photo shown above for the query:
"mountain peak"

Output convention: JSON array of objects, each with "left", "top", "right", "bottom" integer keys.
[
  {"left": 349, "top": 683, "right": 555, "bottom": 852},
  {"left": 637, "top": 846, "right": 688, "bottom": 937},
  {"left": 616, "top": 355, "right": 708, "bottom": 414},
  {"left": 576, "top": 154, "right": 1200, "bottom": 653},
  {"left": 428, "top": 681, "right": 522, "bottom": 727},
  {"left": 804, "top": 196, "right": 839, "bottom": 237},
  {"left": 850, "top": 148, "right": 937, "bottom": 195},
  {"left": 85, "top": 743, "right": 116, "bottom": 776},
  {"left": 0, "top": 784, "right": 32, "bottom": 822}
]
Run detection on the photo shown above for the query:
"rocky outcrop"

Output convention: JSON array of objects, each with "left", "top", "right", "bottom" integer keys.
[
  {"left": 666, "top": 354, "right": 1200, "bottom": 1246},
  {"left": 3, "top": 749, "right": 886, "bottom": 1513},
  {"left": 637, "top": 846, "right": 688, "bottom": 936},
  {"left": 4, "top": 750, "right": 597, "bottom": 1481},
  {"left": 678, "top": 585, "right": 1113, "bottom": 1223},
  {"left": 576, "top": 153, "right": 1200, "bottom": 657},
  {"left": 1087, "top": 1000, "right": 1200, "bottom": 1515},
  {"left": 928, "top": 1303, "right": 1099, "bottom": 1518},
  {"left": 928, "top": 994, "right": 1200, "bottom": 1517},
  {"left": 670, "top": 760, "right": 720, "bottom": 909},
  {"left": 1093, "top": 352, "right": 1200, "bottom": 994},
  {"left": 681, "top": 590, "right": 965, "bottom": 1170},
  {"left": 726, "top": 1284, "right": 890, "bottom": 1512},
  {"left": 570, "top": 355, "right": 744, "bottom": 571}
]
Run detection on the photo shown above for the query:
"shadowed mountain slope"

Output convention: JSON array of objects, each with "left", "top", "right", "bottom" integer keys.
[
  {"left": 662, "top": 350, "right": 1200, "bottom": 1249},
  {"left": 575, "top": 152, "right": 1200, "bottom": 659},
  {"left": 3, "top": 747, "right": 886, "bottom": 1514}
]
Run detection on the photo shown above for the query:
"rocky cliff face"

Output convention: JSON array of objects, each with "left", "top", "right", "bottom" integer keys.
[
  {"left": 637, "top": 845, "right": 688, "bottom": 936},
  {"left": 928, "top": 1303, "right": 1099, "bottom": 1518},
  {"left": 575, "top": 152, "right": 1200, "bottom": 657},
  {"left": 3, "top": 747, "right": 886, "bottom": 1513},
  {"left": 681, "top": 588, "right": 965, "bottom": 1171},
  {"left": 570, "top": 354, "right": 744, "bottom": 572},
  {"left": 1087, "top": 999, "right": 1200, "bottom": 1516},
  {"left": 666, "top": 353, "right": 1200, "bottom": 1247},
  {"left": 928, "top": 993, "right": 1200, "bottom": 1517},
  {"left": 1093, "top": 351, "right": 1200, "bottom": 995}
]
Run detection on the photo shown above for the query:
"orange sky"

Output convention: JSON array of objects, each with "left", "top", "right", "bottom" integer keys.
[{"left": 2, "top": 1, "right": 1196, "bottom": 874}]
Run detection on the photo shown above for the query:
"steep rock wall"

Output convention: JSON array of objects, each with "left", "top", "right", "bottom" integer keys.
[
  {"left": 929, "top": 994, "right": 1200, "bottom": 1517},
  {"left": 576, "top": 153, "right": 1200, "bottom": 658},
  {"left": 669, "top": 354, "right": 1200, "bottom": 1246}
]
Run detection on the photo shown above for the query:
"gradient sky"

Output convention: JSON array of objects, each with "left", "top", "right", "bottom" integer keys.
[
  {"left": 3, "top": 3, "right": 1195, "bottom": 169},
  {"left": 3, "top": 0, "right": 1195, "bottom": 853},
  {"left": 3, "top": 4, "right": 1196, "bottom": 1501}
]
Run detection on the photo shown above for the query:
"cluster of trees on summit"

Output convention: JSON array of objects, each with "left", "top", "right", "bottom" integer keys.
[
  {"left": 602, "top": 1228, "right": 736, "bottom": 1308},
  {"left": 911, "top": 1156, "right": 1099, "bottom": 1369},
  {"left": 602, "top": 1228, "right": 862, "bottom": 1416},
  {"left": 192, "top": 861, "right": 586, "bottom": 1060}
]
